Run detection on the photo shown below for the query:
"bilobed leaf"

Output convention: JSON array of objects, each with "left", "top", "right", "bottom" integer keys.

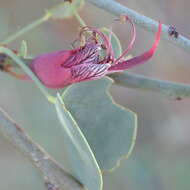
[
  {"left": 48, "top": 0, "right": 84, "bottom": 19},
  {"left": 55, "top": 94, "right": 102, "bottom": 190},
  {"left": 63, "top": 78, "right": 137, "bottom": 171}
]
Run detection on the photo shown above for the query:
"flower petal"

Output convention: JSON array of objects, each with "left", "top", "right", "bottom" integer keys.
[
  {"left": 114, "top": 15, "right": 136, "bottom": 64},
  {"left": 63, "top": 42, "right": 100, "bottom": 68},
  {"left": 109, "top": 22, "right": 162, "bottom": 72},
  {"left": 71, "top": 63, "right": 111, "bottom": 82}
]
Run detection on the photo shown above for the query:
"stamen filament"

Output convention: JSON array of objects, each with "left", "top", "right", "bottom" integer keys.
[
  {"left": 115, "top": 16, "right": 136, "bottom": 64},
  {"left": 109, "top": 22, "right": 162, "bottom": 72}
]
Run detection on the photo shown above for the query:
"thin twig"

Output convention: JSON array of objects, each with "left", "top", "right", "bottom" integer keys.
[
  {"left": 44, "top": 177, "right": 60, "bottom": 190},
  {"left": 86, "top": 0, "right": 190, "bottom": 52},
  {"left": 2, "top": 14, "right": 51, "bottom": 44},
  {"left": 0, "top": 107, "right": 84, "bottom": 190},
  {"left": 109, "top": 72, "right": 190, "bottom": 99}
]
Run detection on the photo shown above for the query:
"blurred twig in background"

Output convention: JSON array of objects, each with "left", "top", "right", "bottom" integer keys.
[
  {"left": 109, "top": 72, "right": 190, "bottom": 99},
  {"left": 86, "top": 0, "right": 190, "bottom": 52},
  {"left": 0, "top": 107, "right": 84, "bottom": 190}
]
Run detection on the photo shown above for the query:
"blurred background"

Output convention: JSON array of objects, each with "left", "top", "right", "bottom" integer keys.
[{"left": 0, "top": 0, "right": 190, "bottom": 189}]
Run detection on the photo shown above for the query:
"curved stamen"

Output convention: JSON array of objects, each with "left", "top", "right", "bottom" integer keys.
[
  {"left": 104, "top": 26, "right": 115, "bottom": 62},
  {"left": 114, "top": 15, "right": 136, "bottom": 64},
  {"left": 79, "top": 26, "right": 114, "bottom": 60},
  {"left": 108, "top": 21, "right": 162, "bottom": 72}
]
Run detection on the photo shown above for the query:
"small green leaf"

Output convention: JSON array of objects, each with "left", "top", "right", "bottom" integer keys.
[
  {"left": 19, "top": 40, "right": 27, "bottom": 58},
  {"left": 101, "top": 27, "right": 122, "bottom": 59},
  {"left": 48, "top": 0, "right": 85, "bottom": 19},
  {"left": 55, "top": 94, "right": 103, "bottom": 190},
  {"left": 63, "top": 78, "right": 137, "bottom": 171}
]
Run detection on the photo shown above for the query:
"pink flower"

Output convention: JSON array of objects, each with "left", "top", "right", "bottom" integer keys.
[{"left": 30, "top": 16, "right": 162, "bottom": 89}]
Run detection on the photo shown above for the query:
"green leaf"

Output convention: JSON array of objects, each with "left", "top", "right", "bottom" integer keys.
[
  {"left": 55, "top": 94, "right": 102, "bottom": 190},
  {"left": 101, "top": 27, "right": 122, "bottom": 59},
  {"left": 48, "top": 0, "right": 85, "bottom": 19},
  {"left": 19, "top": 40, "right": 27, "bottom": 58},
  {"left": 63, "top": 78, "right": 137, "bottom": 171}
]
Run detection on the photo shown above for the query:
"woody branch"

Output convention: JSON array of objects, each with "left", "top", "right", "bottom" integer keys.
[
  {"left": 0, "top": 107, "right": 84, "bottom": 190},
  {"left": 108, "top": 72, "right": 190, "bottom": 99},
  {"left": 86, "top": 0, "right": 190, "bottom": 52}
]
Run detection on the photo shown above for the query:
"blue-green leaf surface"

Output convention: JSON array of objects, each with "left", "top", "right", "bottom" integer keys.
[
  {"left": 63, "top": 78, "right": 137, "bottom": 171},
  {"left": 55, "top": 94, "right": 102, "bottom": 190}
]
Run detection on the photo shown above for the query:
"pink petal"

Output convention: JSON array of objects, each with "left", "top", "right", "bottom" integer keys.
[
  {"left": 71, "top": 63, "right": 111, "bottom": 83},
  {"left": 109, "top": 22, "right": 162, "bottom": 72},
  {"left": 63, "top": 42, "right": 100, "bottom": 68},
  {"left": 30, "top": 50, "right": 73, "bottom": 89}
]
